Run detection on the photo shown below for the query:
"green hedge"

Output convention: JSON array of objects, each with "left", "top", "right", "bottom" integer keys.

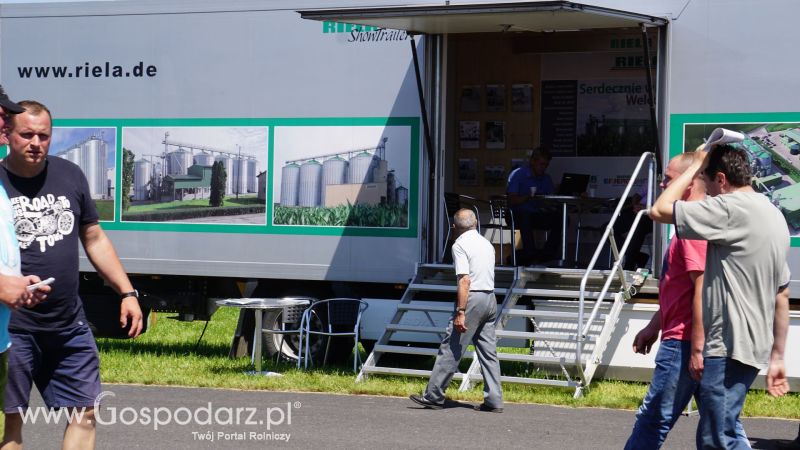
[
  {"left": 768, "top": 150, "right": 800, "bottom": 183},
  {"left": 122, "top": 205, "right": 265, "bottom": 222}
]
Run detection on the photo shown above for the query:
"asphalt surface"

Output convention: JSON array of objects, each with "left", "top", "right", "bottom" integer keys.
[{"left": 17, "top": 384, "right": 800, "bottom": 449}]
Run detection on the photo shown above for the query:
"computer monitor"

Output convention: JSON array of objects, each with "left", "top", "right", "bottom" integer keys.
[{"left": 557, "top": 173, "right": 591, "bottom": 196}]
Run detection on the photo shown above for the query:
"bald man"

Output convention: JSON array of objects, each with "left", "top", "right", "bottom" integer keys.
[{"left": 410, "top": 208, "right": 504, "bottom": 413}]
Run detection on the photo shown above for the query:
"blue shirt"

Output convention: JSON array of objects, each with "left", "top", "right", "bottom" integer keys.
[
  {"left": 507, "top": 166, "right": 554, "bottom": 213},
  {"left": 0, "top": 184, "right": 22, "bottom": 352}
]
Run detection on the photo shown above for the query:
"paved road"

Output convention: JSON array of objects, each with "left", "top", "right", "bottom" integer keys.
[{"left": 18, "top": 384, "right": 799, "bottom": 449}]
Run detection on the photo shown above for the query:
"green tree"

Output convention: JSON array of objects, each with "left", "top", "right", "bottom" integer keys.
[
  {"left": 122, "top": 148, "right": 135, "bottom": 211},
  {"left": 210, "top": 161, "right": 227, "bottom": 207}
]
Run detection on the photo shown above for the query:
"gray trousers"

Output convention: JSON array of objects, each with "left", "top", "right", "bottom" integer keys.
[{"left": 423, "top": 291, "right": 503, "bottom": 408}]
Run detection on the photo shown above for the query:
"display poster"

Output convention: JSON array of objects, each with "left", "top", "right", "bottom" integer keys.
[
  {"left": 540, "top": 80, "right": 577, "bottom": 156},
  {"left": 121, "top": 126, "right": 268, "bottom": 225},
  {"left": 272, "top": 124, "right": 412, "bottom": 229},
  {"left": 511, "top": 84, "right": 533, "bottom": 112},
  {"left": 485, "top": 121, "right": 506, "bottom": 149},
  {"left": 576, "top": 79, "right": 653, "bottom": 157},
  {"left": 676, "top": 117, "right": 800, "bottom": 238},
  {"left": 486, "top": 84, "right": 506, "bottom": 112},
  {"left": 541, "top": 78, "right": 653, "bottom": 157},
  {"left": 460, "top": 85, "right": 481, "bottom": 113},
  {"left": 483, "top": 165, "right": 506, "bottom": 186},
  {"left": 51, "top": 127, "right": 117, "bottom": 222},
  {"left": 458, "top": 158, "right": 478, "bottom": 186},
  {"left": 459, "top": 121, "right": 480, "bottom": 149}
]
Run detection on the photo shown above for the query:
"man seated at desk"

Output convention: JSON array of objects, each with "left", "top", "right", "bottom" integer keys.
[{"left": 507, "top": 147, "right": 563, "bottom": 265}]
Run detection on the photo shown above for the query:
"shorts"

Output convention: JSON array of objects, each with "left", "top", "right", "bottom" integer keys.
[
  {"left": 4, "top": 324, "right": 102, "bottom": 413},
  {"left": 0, "top": 351, "right": 7, "bottom": 410}
]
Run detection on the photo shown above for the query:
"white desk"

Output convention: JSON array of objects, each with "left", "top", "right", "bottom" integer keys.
[
  {"left": 216, "top": 298, "right": 311, "bottom": 375},
  {"left": 537, "top": 195, "right": 613, "bottom": 262}
]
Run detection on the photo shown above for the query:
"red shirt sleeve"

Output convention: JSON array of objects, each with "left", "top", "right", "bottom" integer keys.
[{"left": 677, "top": 238, "right": 707, "bottom": 273}]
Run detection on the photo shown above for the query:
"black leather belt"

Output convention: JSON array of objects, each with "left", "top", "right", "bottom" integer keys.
[{"left": 470, "top": 290, "right": 494, "bottom": 293}]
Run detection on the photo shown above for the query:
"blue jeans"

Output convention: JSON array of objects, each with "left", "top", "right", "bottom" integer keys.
[
  {"left": 696, "top": 357, "right": 759, "bottom": 449},
  {"left": 625, "top": 340, "right": 749, "bottom": 450}
]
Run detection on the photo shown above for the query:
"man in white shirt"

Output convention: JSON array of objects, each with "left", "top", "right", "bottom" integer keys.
[{"left": 410, "top": 209, "right": 504, "bottom": 412}]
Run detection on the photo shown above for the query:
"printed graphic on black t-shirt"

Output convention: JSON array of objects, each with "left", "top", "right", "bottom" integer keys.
[
  {"left": 0, "top": 157, "right": 99, "bottom": 332},
  {"left": 10, "top": 193, "right": 75, "bottom": 252}
]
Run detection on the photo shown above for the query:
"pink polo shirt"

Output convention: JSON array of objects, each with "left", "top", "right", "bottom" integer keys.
[{"left": 659, "top": 237, "right": 707, "bottom": 341}]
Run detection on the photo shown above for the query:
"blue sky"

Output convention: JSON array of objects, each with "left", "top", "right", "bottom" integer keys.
[{"left": 51, "top": 127, "right": 117, "bottom": 167}]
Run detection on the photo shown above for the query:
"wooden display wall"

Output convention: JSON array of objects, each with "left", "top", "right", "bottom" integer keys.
[{"left": 450, "top": 33, "right": 541, "bottom": 200}]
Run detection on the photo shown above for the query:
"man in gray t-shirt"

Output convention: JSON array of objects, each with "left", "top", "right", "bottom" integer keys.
[{"left": 650, "top": 144, "right": 790, "bottom": 449}]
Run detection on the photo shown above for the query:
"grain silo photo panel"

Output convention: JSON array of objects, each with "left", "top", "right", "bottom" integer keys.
[
  {"left": 51, "top": 127, "right": 117, "bottom": 222},
  {"left": 120, "top": 126, "right": 268, "bottom": 225},
  {"left": 272, "top": 124, "right": 412, "bottom": 229}
]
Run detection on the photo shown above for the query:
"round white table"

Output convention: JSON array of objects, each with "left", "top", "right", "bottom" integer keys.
[{"left": 215, "top": 298, "right": 311, "bottom": 375}]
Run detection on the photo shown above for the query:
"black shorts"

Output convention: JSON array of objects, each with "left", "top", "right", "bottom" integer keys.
[{"left": 4, "top": 324, "right": 102, "bottom": 413}]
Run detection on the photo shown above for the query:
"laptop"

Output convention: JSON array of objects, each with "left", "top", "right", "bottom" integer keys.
[{"left": 557, "top": 173, "right": 591, "bottom": 196}]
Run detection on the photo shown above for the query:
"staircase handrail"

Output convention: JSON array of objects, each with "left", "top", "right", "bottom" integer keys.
[{"left": 575, "top": 152, "right": 656, "bottom": 378}]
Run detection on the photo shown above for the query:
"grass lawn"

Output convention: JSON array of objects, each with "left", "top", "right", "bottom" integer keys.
[
  {"left": 125, "top": 195, "right": 261, "bottom": 214},
  {"left": 93, "top": 199, "right": 114, "bottom": 221},
  {"left": 87, "top": 308, "right": 800, "bottom": 419}
]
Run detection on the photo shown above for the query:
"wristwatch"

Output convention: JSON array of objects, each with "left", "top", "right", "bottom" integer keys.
[{"left": 119, "top": 290, "right": 139, "bottom": 301}]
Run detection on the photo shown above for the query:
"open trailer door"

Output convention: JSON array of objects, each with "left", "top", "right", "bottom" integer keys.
[{"left": 301, "top": 2, "right": 669, "bottom": 268}]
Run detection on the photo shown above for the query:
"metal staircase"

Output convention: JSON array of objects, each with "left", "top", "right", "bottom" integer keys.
[
  {"left": 356, "top": 152, "right": 657, "bottom": 398},
  {"left": 458, "top": 266, "right": 633, "bottom": 397},
  {"left": 356, "top": 263, "right": 638, "bottom": 396},
  {"left": 355, "top": 263, "right": 519, "bottom": 382}
]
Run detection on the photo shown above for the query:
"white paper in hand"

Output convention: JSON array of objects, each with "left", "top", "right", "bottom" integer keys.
[
  {"left": 26, "top": 277, "right": 55, "bottom": 292},
  {"left": 704, "top": 128, "right": 745, "bottom": 150}
]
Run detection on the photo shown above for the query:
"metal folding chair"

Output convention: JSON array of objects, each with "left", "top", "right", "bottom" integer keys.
[
  {"left": 442, "top": 192, "right": 482, "bottom": 262},
  {"left": 298, "top": 298, "right": 368, "bottom": 373},
  {"left": 480, "top": 195, "right": 516, "bottom": 266}
]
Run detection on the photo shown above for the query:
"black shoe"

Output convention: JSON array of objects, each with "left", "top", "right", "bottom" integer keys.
[
  {"left": 409, "top": 394, "right": 443, "bottom": 410},
  {"left": 474, "top": 403, "right": 503, "bottom": 413},
  {"left": 776, "top": 437, "right": 800, "bottom": 449}
]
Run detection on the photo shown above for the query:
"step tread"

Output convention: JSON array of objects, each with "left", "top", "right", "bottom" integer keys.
[
  {"left": 503, "top": 309, "right": 608, "bottom": 320},
  {"left": 361, "top": 366, "right": 579, "bottom": 388},
  {"left": 374, "top": 344, "right": 474, "bottom": 358},
  {"left": 409, "top": 283, "right": 509, "bottom": 295},
  {"left": 361, "top": 366, "right": 475, "bottom": 380},
  {"left": 515, "top": 288, "right": 618, "bottom": 299},
  {"left": 386, "top": 324, "right": 446, "bottom": 333},
  {"left": 396, "top": 304, "right": 454, "bottom": 313},
  {"left": 495, "top": 330, "right": 597, "bottom": 342},
  {"left": 495, "top": 352, "right": 572, "bottom": 364}
]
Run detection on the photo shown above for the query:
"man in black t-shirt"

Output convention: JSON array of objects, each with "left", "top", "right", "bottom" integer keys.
[{"left": 0, "top": 100, "right": 143, "bottom": 450}]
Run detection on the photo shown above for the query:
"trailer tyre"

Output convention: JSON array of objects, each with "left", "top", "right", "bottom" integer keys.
[
  {"left": 261, "top": 308, "right": 359, "bottom": 366},
  {"left": 261, "top": 309, "right": 308, "bottom": 363}
]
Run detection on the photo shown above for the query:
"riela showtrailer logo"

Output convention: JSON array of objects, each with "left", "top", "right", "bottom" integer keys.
[{"left": 322, "top": 21, "right": 409, "bottom": 43}]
